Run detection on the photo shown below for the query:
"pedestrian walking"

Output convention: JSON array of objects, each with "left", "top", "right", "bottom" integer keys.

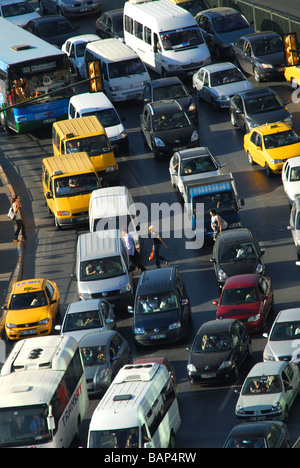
[
  {"left": 121, "top": 227, "right": 145, "bottom": 273},
  {"left": 11, "top": 195, "right": 27, "bottom": 242},
  {"left": 149, "top": 225, "right": 168, "bottom": 268}
]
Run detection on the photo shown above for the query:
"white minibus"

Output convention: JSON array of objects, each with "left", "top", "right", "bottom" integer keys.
[
  {"left": 123, "top": 0, "right": 211, "bottom": 77},
  {"left": 0, "top": 335, "right": 88, "bottom": 448},
  {"left": 87, "top": 362, "right": 181, "bottom": 448},
  {"left": 84, "top": 38, "right": 150, "bottom": 102}
]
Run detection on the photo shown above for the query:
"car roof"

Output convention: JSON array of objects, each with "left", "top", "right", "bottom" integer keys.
[
  {"left": 147, "top": 99, "right": 183, "bottom": 114},
  {"left": 136, "top": 267, "right": 177, "bottom": 296},
  {"left": 28, "top": 15, "right": 71, "bottom": 23},
  {"left": 103, "top": 8, "right": 123, "bottom": 17},
  {"left": 275, "top": 308, "right": 300, "bottom": 323},
  {"left": 176, "top": 146, "right": 212, "bottom": 161},
  {"left": 216, "top": 228, "right": 253, "bottom": 245},
  {"left": 254, "top": 122, "right": 291, "bottom": 135},
  {"left": 64, "top": 34, "right": 99, "bottom": 44},
  {"left": 283, "top": 155, "right": 300, "bottom": 167},
  {"left": 198, "top": 318, "right": 237, "bottom": 335},
  {"left": 201, "top": 62, "right": 238, "bottom": 73},
  {"left": 150, "top": 77, "right": 183, "bottom": 88},
  {"left": 242, "top": 31, "right": 281, "bottom": 41},
  {"left": 78, "top": 330, "right": 116, "bottom": 347},
  {"left": 223, "top": 274, "right": 260, "bottom": 289},
  {"left": 247, "top": 361, "right": 290, "bottom": 377},
  {"left": 12, "top": 278, "right": 45, "bottom": 294},
  {"left": 228, "top": 421, "right": 282, "bottom": 438},
  {"left": 66, "top": 299, "right": 103, "bottom": 314},
  {"left": 239, "top": 88, "right": 274, "bottom": 99},
  {"left": 200, "top": 7, "right": 239, "bottom": 18}
]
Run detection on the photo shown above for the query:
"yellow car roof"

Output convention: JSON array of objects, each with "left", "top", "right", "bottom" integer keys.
[
  {"left": 12, "top": 278, "right": 45, "bottom": 294},
  {"left": 255, "top": 122, "right": 292, "bottom": 136}
]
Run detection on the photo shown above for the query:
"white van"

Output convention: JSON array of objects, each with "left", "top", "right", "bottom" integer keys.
[
  {"left": 68, "top": 92, "right": 129, "bottom": 154},
  {"left": 84, "top": 38, "right": 150, "bottom": 102},
  {"left": 89, "top": 186, "right": 140, "bottom": 252},
  {"left": 123, "top": 0, "right": 211, "bottom": 77},
  {"left": 87, "top": 362, "right": 181, "bottom": 448},
  {"left": 73, "top": 229, "right": 133, "bottom": 308}
]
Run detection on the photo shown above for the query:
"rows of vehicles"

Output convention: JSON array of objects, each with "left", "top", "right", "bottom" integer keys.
[{"left": 1, "top": 0, "right": 300, "bottom": 450}]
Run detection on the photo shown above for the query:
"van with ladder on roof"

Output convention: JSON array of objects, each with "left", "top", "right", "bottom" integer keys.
[
  {"left": 87, "top": 362, "right": 181, "bottom": 448},
  {"left": 123, "top": 0, "right": 211, "bottom": 78},
  {"left": 0, "top": 335, "right": 89, "bottom": 448}
]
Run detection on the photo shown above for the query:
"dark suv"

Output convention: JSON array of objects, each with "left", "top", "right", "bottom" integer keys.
[
  {"left": 140, "top": 100, "right": 199, "bottom": 160},
  {"left": 128, "top": 267, "right": 191, "bottom": 347}
]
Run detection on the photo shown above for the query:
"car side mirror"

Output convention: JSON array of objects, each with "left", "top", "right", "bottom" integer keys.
[
  {"left": 212, "top": 300, "right": 218, "bottom": 305},
  {"left": 50, "top": 299, "right": 57, "bottom": 305},
  {"left": 54, "top": 324, "right": 61, "bottom": 331},
  {"left": 128, "top": 305, "right": 134, "bottom": 313},
  {"left": 46, "top": 191, "right": 53, "bottom": 199},
  {"left": 70, "top": 273, "right": 77, "bottom": 281},
  {"left": 181, "top": 299, "right": 189, "bottom": 306},
  {"left": 256, "top": 145, "right": 262, "bottom": 151},
  {"left": 210, "top": 258, "right": 216, "bottom": 263},
  {"left": 262, "top": 332, "right": 268, "bottom": 339},
  {"left": 287, "top": 225, "right": 293, "bottom": 230}
]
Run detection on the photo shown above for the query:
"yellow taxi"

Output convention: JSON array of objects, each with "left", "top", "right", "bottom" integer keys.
[
  {"left": 244, "top": 122, "right": 300, "bottom": 176},
  {"left": 5, "top": 278, "right": 60, "bottom": 340},
  {"left": 284, "top": 66, "right": 300, "bottom": 88}
]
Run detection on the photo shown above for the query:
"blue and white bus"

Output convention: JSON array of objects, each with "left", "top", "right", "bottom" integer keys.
[
  {"left": 0, "top": 17, "right": 73, "bottom": 133},
  {"left": 0, "top": 335, "right": 89, "bottom": 448}
]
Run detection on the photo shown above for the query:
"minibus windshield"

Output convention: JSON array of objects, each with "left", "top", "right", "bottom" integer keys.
[
  {"left": 159, "top": 26, "right": 204, "bottom": 51},
  {"left": 89, "top": 427, "right": 139, "bottom": 448},
  {"left": 53, "top": 173, "right": 100, "bottom": 198}
]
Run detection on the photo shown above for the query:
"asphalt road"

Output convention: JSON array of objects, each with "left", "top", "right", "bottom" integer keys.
[{"left": 2, "top": 5, "right": 300, "bottom": 449}]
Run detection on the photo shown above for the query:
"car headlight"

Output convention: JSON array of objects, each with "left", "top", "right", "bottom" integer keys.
[
  {"left": 188, "top": 103, "right": 196, "bottom": 112},
  {"left": 57, "top": 211, "right": 70, "bottom": 216},
  {"left": 271, "top": 402, "right": 281, "bottom": 412},
  {"left": 119, "top": 131, "right": 127, "bottom": 139},
  {"left": 191, "top": 130, "right": 199, "bottom": 142},
  {"left": 284, "top": 116, "right": 293, "bottom": 125},
  {"left": 218, "top": 360, "right": 232, "bottom": 370},
  {"left": 255, "top": 263, "right": 264, "bottom": 274},
  {"left": 109, "top": 86, "right": 122, "bottom": 91},
  {"left": 260, "top": 63, "right": 273, "bottom": 69},
  {"left": 79, "top": 292, "right": 92, "bottom": 300},
  {"left": 168, "top": 64, "right": 181, "bottom": 70},
  {"left": 247, "top": 314, "right": 260, "bottom": 323},
  {"left": 263, "top": 353, "right": 276, "bottom": 361},
  {"left": 168, "top": 321, "right": 181, "bottom": 330},
  {"left": 106, "top": 164, "right": 117, "bottom": 173},
  {"left": 236, "top": 405, "right": 245, "bottom": 415},
  {"left": 269, "top": 159, "right": 283, "bottom": 165},
  {"left": 217, "top": 268, "right": 228, "bottom": 281},
  {"left": 134, "top": 326, "right": 145, "bottom": 335},
  {"left": 154, "top": 137, "right": 165, "bottom": 147},
  {"left": 187, "top": 363, "right": 197, "bottom": 372},
  {"left": 120, "top": 284, "right": 131, "bottom": 293},
  {"left": 97, "top": 368, "right": 109, "bottom": 381},
  {"left": 217, "top": 95, "right": 229, "bottom": 101},
  {"left": 6, "top": 323, "right": 17, "bottom": 329},
  {"left": 37, "top": 318, "right": 50, "bottom": 325}
]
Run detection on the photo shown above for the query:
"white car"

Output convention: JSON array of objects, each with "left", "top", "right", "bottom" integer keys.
[
  {"left": 288, "top": 196, "right": 300, "bottom": 258},
  {"left": 0, "top": 0, "right": 40, "bottom": 26},
  {"left": 235, "top": 361, "right": 300, "bottom": 423},
  {"left": 263, "top": 308, "right": 300, "bottom": 364},
  {"left": 55, "top": 298, "right": 115, "bottom": 342},
  {"left": 169, "top": 146, "right": 224, "bottom": 200},
  {"left": 192, "top": 62, "right": 253, "bottom": 110},
  {"left": 61, "top": 34, "right": 99, "bottom": 79},
  {"left": 282, "top": 156, "right": 300, "bottom": 206}
]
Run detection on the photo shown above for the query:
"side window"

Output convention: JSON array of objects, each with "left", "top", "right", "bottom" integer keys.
[
  {"left": 250, "top": 131, "right": 257, "bottom": 144},
  {"left": 235, "top": 38, "right": 244, "bottom": 51},
  {"left": 267, "top": 425, "right": 281, "bottom": 448},
  {"left": 124, "top": 15, "right": 133, "bottom": 34},
  {"left": 203, "top": 71, "right": 209, "bottom": 86},
  {"left": 144, "top": 26, "right": 152, "bottom": 45},
  {"left": 45, "top": 281, "right": 54, "bottom": 300},
  {"left": 134, "top": 20, "right": 143, "bottom": 40},
  {"left": 69, "top": 103, "right": 76, "bottom": 119},
  {"left": 256, "top": 134, "right": 262, "bottom": 147},
  {"left": 101, "top": 61, "right": 108, "bottom": 81}
]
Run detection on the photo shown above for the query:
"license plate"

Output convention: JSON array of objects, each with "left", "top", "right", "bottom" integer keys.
[
  {"left": 20, "top": 329, "right": 36, "bottom": 336},
  {"left": 127, "top": 93, "right": 140, "bottom": 99},
  {"left": 201, "top": 373, "right": 216, "bottom": 379},
  {"left": 80, "top": 7, "right": 92, "bottom": 11},
  {"left": 278, "top": 67, "right": 284, "bottom": 72},
  {"left": 173, "top": 146, "right": 185, "bottom": 151},
  {"left": 43, "top": 118, "right": 56, "bottom": 124},
  {"left": 77, "top": 216, "right": 87, "bottom": 222},
  {"left": 150, "top": 334, "right": 166, "bottom": 340}
]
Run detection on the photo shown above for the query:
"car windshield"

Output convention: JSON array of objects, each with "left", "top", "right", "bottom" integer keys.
[
  {"left": 153, "top": 84, "right": 189, "bottom": 101},
  {"left": 2, "top": 1, "right": 34, "bottom": 17},
  {"left": 210, "top": 68, "right": 245, "bottom": 86},
  {"left": 180, "top": 156, "right": 218, "bottom": 175},
  {"left": 65, "top": 135, "right": 111, "bottom": 155},
  {"left": 80, "top": 345, "right": 107, "bottom": 366},
  {"left": 263, "top": 130, "right": 300, "bottom": 149},
  {"left": 225, "top": 437, "right": 266, "bottom": 448},
  {"left": 53, "top": 173, "right": 100, "bottom": 198},
  {"left": 290, "top": 166, "right": 300, "bottom": 181},
  {"left": 193, "top": 331, "right": 232, "bottom": 352},
  {"left": 64, "top": 310, "right": 104, "bottom": 332},
  {"left": 75, "top": 42, "right": 89, "bottom": 58},
  {"left": 251, "top": 36, "right": 284, "bottom": 57},
  {"left": 245, "top": 94, "right": 283, "bottom": 114},
  {"left": 9, "top": 290, "right": 47, "bottom": 309},
  {"left": 159, "top": 26, "right": 204, "bottom": 51},
  {"left": 212, "top": 13, "right": 250, "bottom": 33},
  {"left": 220, "top": 286, "right": 258, "bottom": 305},
  {"left": 135, "top": 293, "right": 178, "bottom": 315},
  {"left": 81, "top": 109, "right": 121, "bottom": 128},
  {"left": 80, "top": 256, "right": 126, "bottom": 281},
  {"left": 242, "top": 375, "right": 282, "bottom": 395},
  {"left": 219, "top": 242, "right": 258, "bottom": 262},
  {"left": 269, "top": 321, "right": 300, "bottom": 341},
  {"left": 192, "top": 190, "right": 238, "bottom": 215},
  {"left": 89, "top": 427, "right": 139, "bottom": 448},
  {"left": 108, "top": 59, "right": 146, "bottom": 78},
  {"left": 39, "top": 20, "right": 74, "bottom": 37},
  {"left": 153, "top": 111, "right": 190, "bottom": 131}
]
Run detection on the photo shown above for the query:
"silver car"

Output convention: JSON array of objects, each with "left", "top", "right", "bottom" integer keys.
[
  {"left": 38, "top": 0, "right": 101, "bottom": 18},
  {"left": 79, "top": 330, "right": 132, "bottom": 395}
]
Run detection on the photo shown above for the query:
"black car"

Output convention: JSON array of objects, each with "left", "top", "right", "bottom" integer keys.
[
  {"left": 229, "top": 88, "right": 292, "bottom": 133},
  {"left": 140, "top": 100, "right": 199, "bottom": 160},
  {"left": 224, "top": 421, "right": 290, "bottom": 448},
  {"left": 128, "top": 267, "right": 191, "bottom": 347},
  {"left": 186, "top": 319, "right": 252, "bottom": 384},
  {"left": 231, "top": 31, "right": 285, "bottom": 82},
  {"left": 23, "top": 15, "right": 78, "bottom": 47},
  {"left": 95, "top": 9, "right": 124, "bottom": 41},
  {"left": 143, "top": 77, "right": 198, "bottom": 123},
  {"left": 210, "top": 228, "right": 266, "bottom": 288}
]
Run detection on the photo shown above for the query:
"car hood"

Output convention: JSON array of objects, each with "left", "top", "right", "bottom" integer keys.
[
  {"left": 44, "top": 31, "right": 76, "bottom": 47},
  {"left": 264, "top": 339, "right": 300, "bottom": 363},
  {"left": 285, "top": 180, "right": 300, "bottom": 200},
  {"left": 8, "top": 12, "right": 40, "bottom": 27},
  {"left": 83, "top": 363, "right": 106, "bottom": 380},
  {"left": 134, "top": 309, "right": 181, "bottom": 330},
  {"left": 219, "top": 258, "right": 260, "bottom": 276},
  {"left": 62, "top": 327, "right": 106, "bottom": 343},
  {"left": 155, "top": 127, "right": 196, "bottom": 144},
  {"left": 180, "top": 169, "right": 222, "bottom": 184},
  {"left": 215, "top": 26, "right": 254, "bottom": 46},
  {"left": 78, "top": 274, "right": 129, "bottom": 296},
  {"left": 237, "top": 392, "right": 283, "bottom": 411},
  {"left": 172, "top": 96, "right": 194, "bottom": 113},
  {"left": 247, "top": 108, "right": 291, "bottom": 125},
  {"left": 216, "top": 302, "right": 259, "bottom": 319},
  {"left": 213, "top": 80, "right": 253, "bottom": 97},
  {"left": 54, "top": 193, "right": 92, "bottom": 214},
  {"left": 190, "top": 349, "right": 231, "bottom": 369},
  {"left": 6, "top": 306, "right": 49, "bottom": 325},
  {"left": 256, "top": 51, "right": 285, "bottom": 67},
  {"left": 265, "top": 144, "right": 300, "bottom": 160}
]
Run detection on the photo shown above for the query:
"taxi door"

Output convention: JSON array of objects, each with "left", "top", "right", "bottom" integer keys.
[{"left": 248, "top": 131, "right": 264, "bottom": 166}]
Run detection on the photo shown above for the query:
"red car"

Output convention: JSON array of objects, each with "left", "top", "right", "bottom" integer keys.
[{"left": 213, "top": 274, "right": 274, "bottom": 333}]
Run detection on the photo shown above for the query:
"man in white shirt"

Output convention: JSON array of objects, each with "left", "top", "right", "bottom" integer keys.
[{"left": 121, "top": 227, "right": 146, "bottom": 273}]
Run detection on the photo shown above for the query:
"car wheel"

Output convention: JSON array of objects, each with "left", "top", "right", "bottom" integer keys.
[
  {"left": 284, "top": 406, "right": 289, "bottom": 423},
  {"left": 168, "top": 431, "right": 176, "bottom": 448},
  {"left": 265, "top": 162, "right": 273, "bottom": 177},
  {"left": 161, "top": 67, "right": 167, "bottom": 78},
  {"left": 231, "top": 364, "right": 239, "bottom": 382},
  {"left": 230, "top": 111, "right": 237, "bottom": 127},
  {"left": 247, "top": 151, "right": 254, "bottom": 165},
  {"left": 253, "top": 67, "right": 261, "bottom": 82}
]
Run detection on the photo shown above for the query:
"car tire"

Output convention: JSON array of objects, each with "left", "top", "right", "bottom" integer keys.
[
  {"left": 230, "top": 111, "right": 237, "bottom": 127},
  {"left": 168, "top": 431, "right": 176, "bottom": 448},
  {"left": 247, "top": 151, "right": 255, "bottom": 165},
  {"left": 253, "top": 67, "right": 262, "bottom": 83},
  {"left": 265, "top": 162, "right": 273, "bottom": 177}
]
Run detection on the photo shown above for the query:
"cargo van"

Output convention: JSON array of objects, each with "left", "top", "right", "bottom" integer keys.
[
  {"left": 73, "top": 229, "right": 134, "bottom": 307},
  {"left": 123, "top": 0, "right": 211, "bottom": 77},
  {"left": 89, "top": 186, "right": 140, "bottom": 252},
  {"left": 87, "top": 362, "right": 181, "bottom": 448},
  {"left": 42, "top": 152, "right": 101, "bottom": 230},
  {"left": 68, "top": 92, "right": 129, "bottom": 154},
  {"left": 84, "top": 38, "right": 150, "bottom": 102},
  {"left": 52, "top": 115, "right": 119, "bottom": 184}
]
